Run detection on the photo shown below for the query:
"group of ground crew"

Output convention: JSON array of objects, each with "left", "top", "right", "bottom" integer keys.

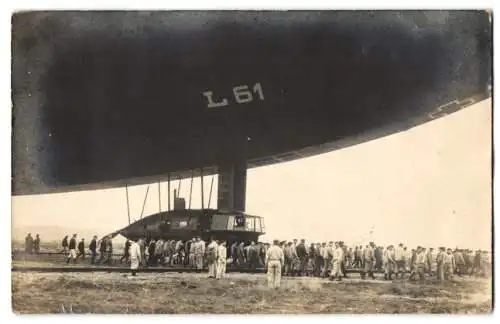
[
  {"left": 262, "top": 240, "right": 491, "bottom": 288},
  {"left": 22, "top": 233, "right": 491, "bottom": 290},
  {"left": 126, "top": 236, "right": 228, "bottom": 278}
]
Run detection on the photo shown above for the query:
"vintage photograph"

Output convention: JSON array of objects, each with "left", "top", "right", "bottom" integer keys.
[{"left": 11, "top": 10, "right": 492, "bottom": 314}]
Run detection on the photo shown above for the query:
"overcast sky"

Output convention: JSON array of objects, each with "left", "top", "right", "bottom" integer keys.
[{"left": 12, "top": 99, "right": 491, "bottom": 250}]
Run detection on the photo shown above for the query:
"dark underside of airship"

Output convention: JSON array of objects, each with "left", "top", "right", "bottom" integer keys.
[{"left": 12, "top": 11, "right": 491, "bottom": 196}]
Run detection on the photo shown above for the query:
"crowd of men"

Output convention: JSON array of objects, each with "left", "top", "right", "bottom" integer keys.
[{"left": 22, "top": 233, "right": 491, "bottom": 289}]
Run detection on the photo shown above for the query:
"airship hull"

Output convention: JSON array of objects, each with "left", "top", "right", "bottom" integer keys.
[{"left": 11, "top": 11, "right": 492, "bottom": 195}]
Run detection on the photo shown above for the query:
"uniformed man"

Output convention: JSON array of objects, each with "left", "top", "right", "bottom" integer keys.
[
  {"left": 248, "top": 241, "right": 260, "bottom": 269},
  {"left": 384, "top": 245, "right": 396, "bottom": 280},
  {"left": 162, "top": 239, "right": 170, "bottom": 265},
  {"left": 347, "top": 247, "right": 354, "bottom": 268},
  {"left": 229, "top": 241, "right": 237, "bottom": 261},
  {"left": 322, "top": 242, "right": 333, "bottom": 278},
  {"left": 216, "top": 241, "right": 227, "bottom": 279},
  {"left": 374, "top": 246, "right": 383, "bottom": 272},
  {"left": 412, "top": 246, "right": 426, "bottom": 281},
  {"left": 426, "top": 248, "right": 434, "bottom": 276},
  {"left": 319, "top": 243, "right": 327, "bottom": 274},
  {"left": 354, "top": 245, "right": 363, "bottom": 269},
  {"left": 292, "top": 239, "right": 299, "bottom": 274},
  {"left": 76, "top": 238, "right": 85, "bottom": 261},
  {"left": 394, "top": 243, "right": 405, "bottom": 278},
  {"left": 266, "top": 240, "right": 284, "bottom": 289},
  {"left": 340, "top": 242, "right": 348, "bottom": 278},
  {"left": 403, "top": 246, "right": 410, "bottom": 272},
  {"left": 66, "top": 234, "right": 77, "bottom": 264},
  {"left": 61, "top": 235, "right": 69, "bottom": 254},
  {"left": 330, "top": 242, "right": 343, "bottom": 281},
  {"left": 120, "top": 240, "right": 131, "bottom": 264},
  {"left": 444, "top": 248, "right": 455, "bottom": 280},
  {"left": 453, "top": 249, "right": 465, "bottom": 276},
  {"left": 129, "top": 238, "right": 141, "bottom": 277},
  {"left": 207, "top": 237, "right": 218, "bottom": 278},
  {"left": 106, "top": 236, "right": 113, "bottom": 265},
  {"left": 361, "top": 243, "right": 375, "bottom": 279},
  {"left": 175, "top": 239, "right": 184, "bottom": 265},
  {"left": 194, "top": 237, "right": 205, "bottom": 271},
  {"left": 137, "top": 237, "right": 146, "bottom": 266},
  {"left": 283, "top": 242, "right": 293, "bottom": 276},
  {"left": 314, "top": 243, "right": 323, "bottom": 277},
  {"left": 436, "top": 247, "right": 446, "bottom": 281},
  {"left": 33, "top": 234, "right": 40, "bottom": 254},
  {"left": 97, "top": 236, "right": 107, "bottom": 264},
  {"left": 89, "top": 236, "right": 98, "bottom": 264},
  {"left": 155, "top": 238, "right": 164, "bottom": 265},
  {"left": 147, "top": 239, "right": 156, "bottom": 266},
  {"left": 296, "top": 239, "right": 308, "bottom": 276}
]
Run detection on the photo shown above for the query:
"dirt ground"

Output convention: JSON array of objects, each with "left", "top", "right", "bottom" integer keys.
[{"left": 11, "top": 271, "right": 492, "bottom": 314}]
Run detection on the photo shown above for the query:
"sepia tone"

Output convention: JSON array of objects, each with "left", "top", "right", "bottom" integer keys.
[{"left": 11, "top": 10, "right": 492, "bottom": 314}]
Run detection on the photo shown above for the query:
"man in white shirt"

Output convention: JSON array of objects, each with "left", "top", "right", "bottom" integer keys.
[
  {"left": 266, "top": 240, "right": 285, "bottom": 289},
  {"left": 216, "top": 241, "right": 227, "bottom": 279},
  {"left": 330, "top": 242, "right": 344, "bottom": 281}
]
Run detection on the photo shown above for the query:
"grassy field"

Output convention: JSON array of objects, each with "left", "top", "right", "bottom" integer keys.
[{"left": 11, "top": 271, "right": 492, "bottom": 314}]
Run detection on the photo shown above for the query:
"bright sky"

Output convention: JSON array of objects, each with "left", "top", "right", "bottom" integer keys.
[{"left": 11, "top": 99, "right": 492, "bottom": 250}]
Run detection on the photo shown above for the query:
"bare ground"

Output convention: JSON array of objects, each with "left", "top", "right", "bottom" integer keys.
[{"left": 11, "top": 272, "right": 492, "bottom": 314}]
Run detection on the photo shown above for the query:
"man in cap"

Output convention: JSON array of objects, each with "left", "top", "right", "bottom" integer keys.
[
  {"left": 436, "top": 247, "right": 446, "bottom": 281},
  {"left": 384, "top": 245, "right": 396, "bottom": 280},
  {"left": 266, "top": 239, "right": 284, "bottom": 289},
  {"left": 330, "top": 242, "right": 344, "bottom": 281},
  {"left": 361, "top": 242, "right": 375, "bottom": 279},
  {"left": 412, "top": 246, "right": 426, "bottom": 282},
  {"left": 394, "top": 243, "right": 405, "bottom": 278}
]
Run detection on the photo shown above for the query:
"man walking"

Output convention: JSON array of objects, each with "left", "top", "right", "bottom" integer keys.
[
  {"left": 89, "top": 236, "right": 98, "bottom": 264},
  {"left": 66, "top": 234, "right": 77, "bottom": 264},
  {"left": 129, "top": 238, "right": 142, "bottom": 277}
]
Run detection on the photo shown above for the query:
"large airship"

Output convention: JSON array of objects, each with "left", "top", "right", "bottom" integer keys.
[{"left": 11, "top": 11, "right": 491, "bottom": 242}]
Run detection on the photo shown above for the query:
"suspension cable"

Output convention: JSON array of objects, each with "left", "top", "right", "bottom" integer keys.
[
  {"left": 125, "top": 184, "right": 131, "bottom": 224},
  {"left": 140, "top": 184, "right": 150, "bottom": 219},
  {"left": 208, "top": 175, "right": 215, "bottom": 209},
  {"left": 188, "top": 170, "right": 194, "bottom": 209}
]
